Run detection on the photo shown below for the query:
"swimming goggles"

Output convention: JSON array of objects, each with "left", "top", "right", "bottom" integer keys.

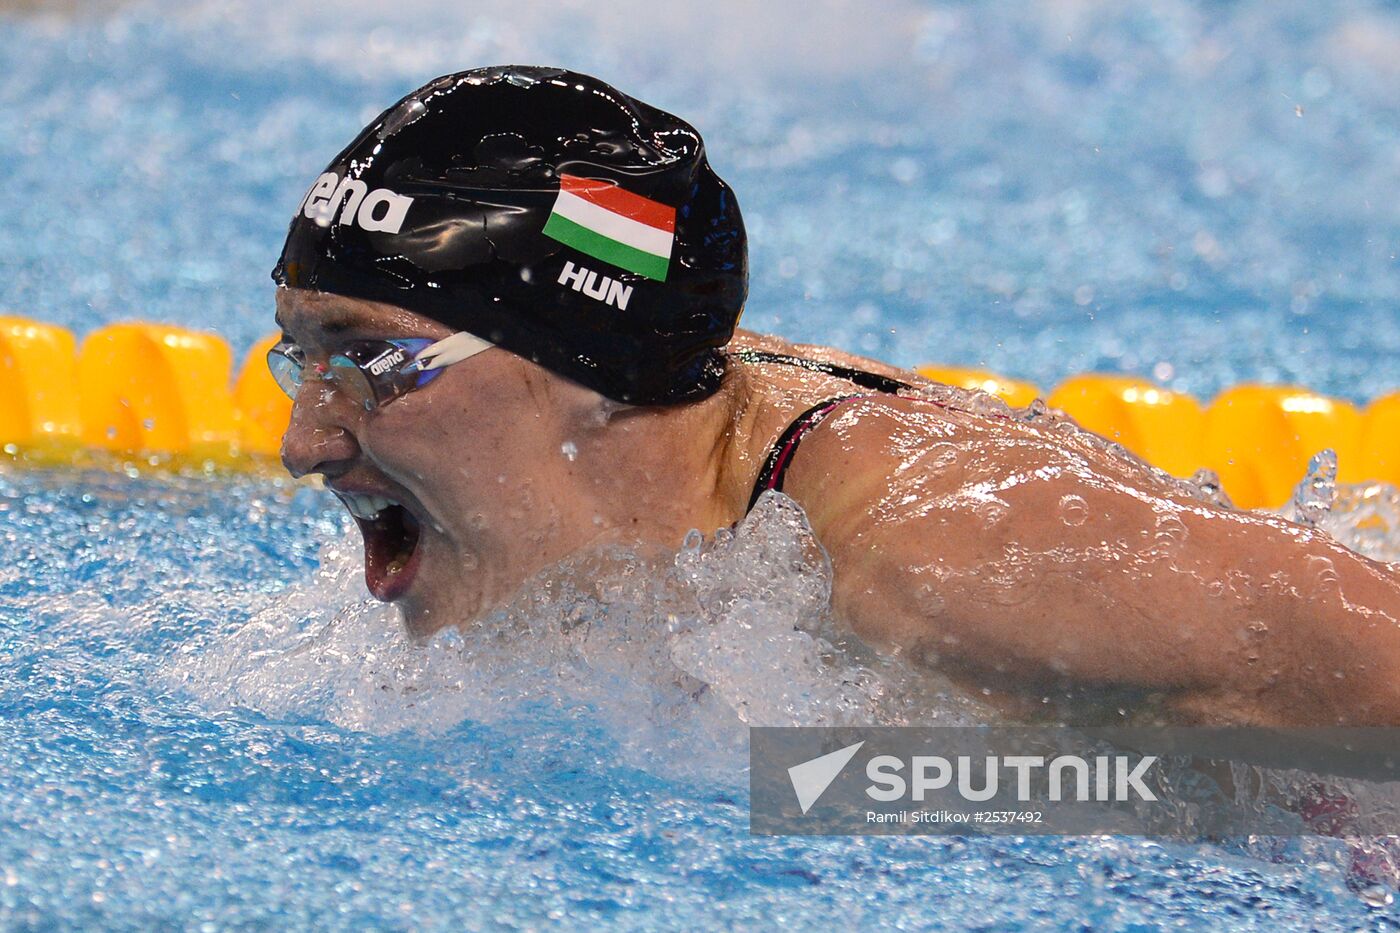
[{"left": 267, "top": 332, "right": 493, "bottom": 411}]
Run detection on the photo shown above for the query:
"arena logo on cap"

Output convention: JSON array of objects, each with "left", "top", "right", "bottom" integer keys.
[{"left": 299, "top": 171, "right": 414, "bottom": 234}]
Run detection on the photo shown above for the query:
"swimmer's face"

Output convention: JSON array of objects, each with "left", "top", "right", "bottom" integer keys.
[{"left": 275, "top": 288, "right": 607, "bottom": 636}]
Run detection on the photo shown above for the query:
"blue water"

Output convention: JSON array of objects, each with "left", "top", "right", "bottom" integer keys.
[{"left": 4, "top": 0, "right": 1400, "bottom": 928}]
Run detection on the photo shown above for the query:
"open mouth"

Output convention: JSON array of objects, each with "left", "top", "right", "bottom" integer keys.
[{"left": 335, "top": 491, "right": 423, "bottom": 601}]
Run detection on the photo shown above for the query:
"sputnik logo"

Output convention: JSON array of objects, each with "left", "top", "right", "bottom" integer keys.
[{"left": 788, "top": 741, "right": 864, "bottom": 815}]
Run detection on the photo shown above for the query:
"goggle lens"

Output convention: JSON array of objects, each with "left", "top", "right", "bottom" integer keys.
[
  {"left": 267, "top": 344, "right": 305, "bottom": 399},
  {"left": 328, "top": 354, "right": 384, "bottom": 411},
  {"left": 265, "top": 338, "right": 444, "bottom": 410}
]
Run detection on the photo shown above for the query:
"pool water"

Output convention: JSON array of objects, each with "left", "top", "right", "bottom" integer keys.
[{"left": 4, "top": 0, "right": 1400, "bottom": 928}]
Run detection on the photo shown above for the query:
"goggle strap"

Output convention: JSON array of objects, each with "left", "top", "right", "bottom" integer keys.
[{"left": 413, "top": 331, "right": 494, "bottom": 372}]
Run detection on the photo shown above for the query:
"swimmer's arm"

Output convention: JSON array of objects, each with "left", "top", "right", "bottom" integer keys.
[{"left": 788, "top": 399, "right": 1400, "bottom": 726}]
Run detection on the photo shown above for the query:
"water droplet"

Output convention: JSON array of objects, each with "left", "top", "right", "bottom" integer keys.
[
  {"left": 1058, "top": 494, "right": 1089, "bottom": 526},
  {"left": 1186, "top": 469, "right": 1234, "bottom": 508},
  {"left": 1303, "top": 67, "right": 1332, "bottom": 100},
  {"left": 1154, "top": 514, "right": 1189, "bottom": 548},
  {"left": 1018, "top": 398, "right": 1049, "bottom": 423},
  {"left": 1360, "top": 884, "right": 1393, "bottom": 908},
  {"left": 976, "top": 500, "right": 1009, "bottom": 526},
  {"left": 966, "top": 392, "right": 1012, "bottom": 419},
  {"left": 560, "top": 441, "right": 578, "bottom": 462},
  {"left": 890, "top": 157, "right": 920, "bottom": 184},
  {"left": 922, "top": 443, "right": 959, "bottom": 474},
  {"left": 379, "top": 97, "right": 427, "bottom": 138},
  {"left": 1289, "top": 449, "right": 1337, "bottom": 528}
]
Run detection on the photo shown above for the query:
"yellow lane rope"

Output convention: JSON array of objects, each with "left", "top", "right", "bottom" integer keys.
[{"left": 2, "top": 318, "right": 1395, "bottom": 509}]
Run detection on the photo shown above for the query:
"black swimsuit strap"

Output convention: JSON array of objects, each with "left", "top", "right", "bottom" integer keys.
[
  {"left": 731, "top": 348, "right": 914, "bottom": 395},
  {"left": 747, "top": 395, "right": 867, "bottom": 512},
  {"left": 737, "top": 348, "right": 912, "bottom": 513}
]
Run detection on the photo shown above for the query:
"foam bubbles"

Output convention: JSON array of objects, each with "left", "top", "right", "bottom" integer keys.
[
  {"left": 1313, "top": 482, "right": 1400, "bottom": 563},
  {"left": 163, "top": 491, "right": 985, "bottom": 779}
]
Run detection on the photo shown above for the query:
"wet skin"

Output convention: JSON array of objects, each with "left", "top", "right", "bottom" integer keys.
[{"left": 277, "top": 287, "right": 1400, "bottom": 726}]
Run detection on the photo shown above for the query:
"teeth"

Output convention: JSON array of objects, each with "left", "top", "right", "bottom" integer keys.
[{"left": 337, "top": 492, "right": 396, "bottom": 520}]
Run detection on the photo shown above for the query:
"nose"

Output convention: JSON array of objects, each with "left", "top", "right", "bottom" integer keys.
[{"left": 279, "top": 382, "right": 361, "bottom": 480}]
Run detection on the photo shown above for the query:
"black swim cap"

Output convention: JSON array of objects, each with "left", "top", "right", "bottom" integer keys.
[{"left": 272, "top": 65, "right": 748, "bottom": 405}]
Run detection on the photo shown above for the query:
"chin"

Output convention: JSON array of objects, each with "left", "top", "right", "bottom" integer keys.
[
  {"left": 398, "top": 592, "right": 451, "bottom": 639},
  {"left": 393, "top": 561, "right": 483, "bottom": 639}
]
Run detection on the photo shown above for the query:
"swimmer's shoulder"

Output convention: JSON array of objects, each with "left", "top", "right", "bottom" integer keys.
[
  {"left": 728, "top": 328, "right": 1011, "bottom": 513},
  {"left": 763, "top": 392, "right": 975, "bottom": 548}
]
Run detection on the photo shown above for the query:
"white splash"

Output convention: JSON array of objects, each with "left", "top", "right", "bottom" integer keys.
[{"left": 163, "top": 492, "right": 985, "bottom": 761}]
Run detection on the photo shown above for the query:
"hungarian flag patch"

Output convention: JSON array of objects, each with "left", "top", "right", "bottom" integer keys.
[{"left": 542, "top": 174, "right": 676, "bottom": 282}]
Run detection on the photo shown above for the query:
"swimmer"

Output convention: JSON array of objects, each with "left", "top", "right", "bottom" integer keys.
[{"left": 271, "top": 66, "right": 1400, "bottom": 727}]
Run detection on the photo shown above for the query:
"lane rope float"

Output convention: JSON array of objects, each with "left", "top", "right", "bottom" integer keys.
[{"left": 0, "top": 318, "right": 1395, "bottom": 509}]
